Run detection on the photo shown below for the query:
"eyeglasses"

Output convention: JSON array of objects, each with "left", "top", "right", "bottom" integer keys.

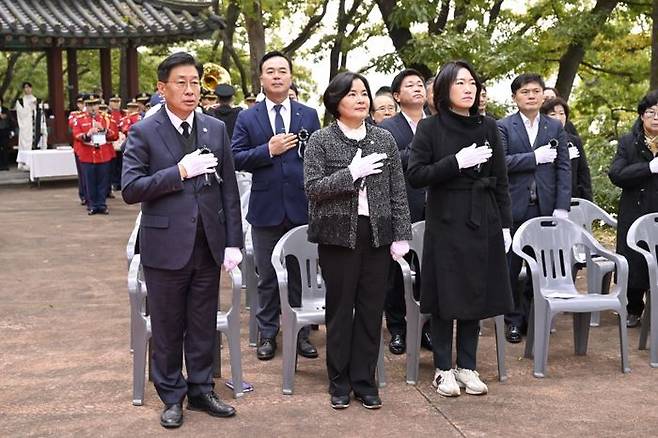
[
  {"left": 644, "top": 109, "right": 658, "bottom": 119},
  {"left": 374, "top": 105, "right": 396, "bottom": 113},
  {"left": 167, "top": 80, "right": 201, "bottom": 90}
]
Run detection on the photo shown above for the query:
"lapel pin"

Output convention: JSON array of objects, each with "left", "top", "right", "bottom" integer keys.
[{"left": 203, "top": 127, "right": 208, "bottom": 133}]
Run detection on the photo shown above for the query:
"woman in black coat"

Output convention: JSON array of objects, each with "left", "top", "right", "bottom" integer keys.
[
  {"left": 609, "top": 90, "right": 658, "bottom": 328},
  {"left": 407, "top": 61, "right": 513, "bottom": 397},
  {"left": 0, "top": 97, "right": 15, "bottom": 170},
  {"left": 540, "top": 97, "right": 593, "bottom": 200}
]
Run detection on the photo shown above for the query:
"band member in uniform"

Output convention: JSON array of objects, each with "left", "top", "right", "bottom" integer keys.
[
  {"left": 69, "top": 94, "right": 88, "bottom": 205},
  {"left": 207, "top": 84, "right": 242, "bottom": 140},
  {"left": 109, "top": 94, "right": 126, "bottom": 191}
]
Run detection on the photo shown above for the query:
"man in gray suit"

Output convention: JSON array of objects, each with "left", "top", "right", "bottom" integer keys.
[
  {"left": 122, "top": 52, "right": 243, "bottom": 428},
  {"left": 497, "top": 73, "right": 571, "bottom": 343}
]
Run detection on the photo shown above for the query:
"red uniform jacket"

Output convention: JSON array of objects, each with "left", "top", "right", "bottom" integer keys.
[
  {"left": 119, "top": 112, "right": 141, "bottom": 134},
  {"left": 72, "top": 112, "right": 118, "bottom": 164}
]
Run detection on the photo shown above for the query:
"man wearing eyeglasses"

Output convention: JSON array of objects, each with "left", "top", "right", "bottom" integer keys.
[
  {"left": 231, "top": 50, "right": 321, "bottom": 361},
  {"left": 122, "top": 52, "right": 243, "bottom": 428},
  {"left": 497, "top": 73, "right": 571, "bottom": 344}
]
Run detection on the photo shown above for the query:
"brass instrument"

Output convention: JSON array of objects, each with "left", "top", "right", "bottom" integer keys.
[{"left": 202, "top": 62, "right": 231, "bottom": 93}]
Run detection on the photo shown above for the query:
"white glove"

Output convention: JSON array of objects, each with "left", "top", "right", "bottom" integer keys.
[
  {"left": 455, "top": 143, "right": 492, "bottom": 169},
  {"left": 179, "top": 149, "right": 218, "bottom": 179},
  {"left": 534, "top": 144, "right": 558, "bottom": 164},
  {"left": 390, "top": 240, "right": 410, "bottom": 261},
  {"left": 503, "top": 228, "right": 512, "bottom": 253},
  {"left": 223, "top": 247, "right": 243, "bottom": 272},
  {"left": 348, "top": 148, "right": 387, "bottom": 181},
  {"left": 650, "top": 157, "right": 658, "bottom": 174},
  {"left": 552, "top": 209, "right": 569, "bottom": 219},
  {"left": 568, "top": 146, "right": 580, "bottom": 160}
]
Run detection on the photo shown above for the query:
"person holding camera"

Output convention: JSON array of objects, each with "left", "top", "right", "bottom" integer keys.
[
  {"left": 231, "top": 50, "right": 321, "bottom": 361},
  {"left": 496, "top": 73, "right": 571, "bottom": 343},
  {"left": 72, "top": 94, "right": 118, "bottom": 215}
]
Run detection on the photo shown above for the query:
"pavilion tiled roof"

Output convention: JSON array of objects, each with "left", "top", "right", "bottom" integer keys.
[{"left": 0, "top": 0, "right": 225, "bottom": 48}]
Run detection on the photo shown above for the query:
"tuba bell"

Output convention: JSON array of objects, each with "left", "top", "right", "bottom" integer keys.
[{"left": 202, "top": 62, "right": 231, "bottom": 93}]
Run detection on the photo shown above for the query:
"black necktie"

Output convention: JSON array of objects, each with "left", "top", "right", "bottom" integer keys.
[
  {"left": 181, "top": 121, "right": 190, "bottom": 138},
  {"left": 274, "top": 104, "right": 285, "bottom": 134}
]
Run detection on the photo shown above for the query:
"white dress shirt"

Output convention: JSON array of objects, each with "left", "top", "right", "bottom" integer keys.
[
  {"left": 165, "top": 105, "right": 195, "bottom": 135},
  {"left": 337, "top": 119, "right": 369, "bottom": 217},
  {"left": 400, "top": 110, "right": 425, "bottom": 135},
  {"left": 520, "top": 112, "right": 540, "bottom": 147},
  {"left": 265, "top": 97, "right": 291, "bottom": 134}
]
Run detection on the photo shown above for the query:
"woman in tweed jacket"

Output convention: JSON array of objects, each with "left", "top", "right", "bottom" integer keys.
[{"left": 304, "top": 71, "right": 411, "bottom": 410}]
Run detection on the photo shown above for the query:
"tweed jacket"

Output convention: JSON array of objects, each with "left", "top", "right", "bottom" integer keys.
[{"left": 304, "top": 122, "right": 411, "bottom": 249}]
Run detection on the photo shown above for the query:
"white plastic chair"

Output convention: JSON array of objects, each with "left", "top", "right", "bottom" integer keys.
[
  {"left": 626, "top": 213, "right": 658, "bottom": 368},
  {"left": 128, "top": 255, "right": 245, "bottom": 405},
  {"left": 568, "top": 198, "right": 618, "bottom": 326},
  {"left": 271, "top": 225, "right": 386, "bottom": 395},
  {"left": 399, "top": 221, "right": 507, "bottom": 385},
  {"left": 513, "top": 217, "right": 630, "bottom": 378},
  {"left": 126, "top": 212, "right": 141, "bottom": 268}
]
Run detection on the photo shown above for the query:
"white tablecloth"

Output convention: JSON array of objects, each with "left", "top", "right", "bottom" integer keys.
[{"left": 23, "top": 149, "right": 78, "bottom": 182}]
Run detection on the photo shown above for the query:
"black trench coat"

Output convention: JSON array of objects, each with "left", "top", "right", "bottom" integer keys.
[
  {"left": 407, "top": 111, "right": 514, "bottom": 320},
  {"left": 609, "top": 121, "right": 658, "bottom": 291}
]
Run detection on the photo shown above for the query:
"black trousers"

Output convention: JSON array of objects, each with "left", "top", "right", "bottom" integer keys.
[
  {"left": 384, "top": 254, "right": 407, "bottom": 336},
  {"left": 505, "top": 204, "right": 541, "bottom": 328},
  {"left": 142, "top": 226, "right": 219, "bottom": 405},
  {"left": 80, "top": 161, "right": 110, "bottom": 211},
  {"left": 319, "top": 216, "right": 389, "bottom": 397},
  {"left": 73, "top": 153, "right": 87, "bottom": 202},
  {"left": 627, "top": 287, "right": 647, "bottom": 317},
  {"left": 252, "top": 219, "right": 309, "bottom": 340},
  {"left": 431, "top": 315, "right": 479, "bottom": 371}
]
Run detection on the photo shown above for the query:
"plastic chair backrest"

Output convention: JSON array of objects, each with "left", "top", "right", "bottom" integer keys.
[
  {"left": 627, "top": 213, "right": 658, "bottom": 287},
  {"left": 272, "top": 225, "right": 325, "bottom": 303},
  {"left": 409, "top": 221, "right": 425, "bottom": 272},
  {"left": 569, "top": 198, "right": 617, "bottom": 232},
  {"left": 240, "top": 191, "right": 250, "bottom": 231},
  {"left": 513, "top": 217, "right": 583, "bottom": 294},
  {"left": 236, "top": 171, "right": 252, "bottom": 198},
  {"left": 126, "top": 212, "right": 142, "bottom": 265}
]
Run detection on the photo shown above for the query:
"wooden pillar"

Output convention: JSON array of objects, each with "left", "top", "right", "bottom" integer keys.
[
  {"left": 100, "top": 48, "right": 112, "bottom": 103},
  {"left": 46, "top": 47, "right": 67, "bottom": 145},
  {"left": 66, "top": 49, "right": 78, "bottom": 110},
  {"left": 126, "top": 43, "right": 139, "bottom": 99}
]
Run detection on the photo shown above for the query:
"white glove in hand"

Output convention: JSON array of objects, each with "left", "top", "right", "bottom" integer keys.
[
  {"left": 534, "top": 144, "right": 558, "bottom": 164},
  {"left": 455, "top": 143, "right": 492, "bottom": 169},
  {"left": 503, "top": 228, "right": 512, "bottom": 253},
  {"left": 650, "top": 157, "right": 658, "bottom": 174},
  {"left": 179, "top": 149, "right": 218, "bottom": 179},
  {"left": 568, "top": 146, "right": 580, "bottom": 160},
  {"left": 348, "top": 148, "right": 387, "bottom": 181},
  {"left": 390, "top": 240, "right": 410, "bottom": 261},
  {"left": 552, "top": 209, "right": 569, "bottom": 219},
  {"left": 223, "top": 247, "right": 243, "bottom": 272}
]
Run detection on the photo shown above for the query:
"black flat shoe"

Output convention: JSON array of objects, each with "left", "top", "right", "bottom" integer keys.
[
  {"left": 160, "top": 403, "right": 183, "bottom": 428},
  {"left": 389, "top": 333, "right": 405, "bottom": 355},
  {"left": 297, "top": 337, "right": 318, "bottom": 358},
  {"left": 330, "top": 394, "right": 350, "bottom": 409},
  {"left": 355, "top": 394, "right": 382, "bottom": 410},
  {"left": 505, "top": 325, "right": 522, "bottom": 344},
  {"left": 87, "top": 209, "right": 96, "bottom": 215},
  {"left": 627, "top": 314, "right": 641, "bottom": 328},
  {"left": 257, "top": 337, "right": 276, "bottom": 360},
  {"left": 187, "top": 392, "right": 236, "bottom": 418}
]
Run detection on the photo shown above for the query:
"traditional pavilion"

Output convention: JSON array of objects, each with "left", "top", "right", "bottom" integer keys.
[{"left": 0, "top": 0, "right": 224, "bottom": 144}]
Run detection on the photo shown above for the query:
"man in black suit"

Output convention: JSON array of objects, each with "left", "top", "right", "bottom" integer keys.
[
  {"left": 497, "top": 73, "right": 571, "bottom": 343},
  {"left": 122, "top": 52, "right": 243, "bottom": 428},
  {"left": 207, "top": 83, "right": 241, "bottom": 140},
  {"left": 379, "top": 68, "right": 430, "bottom": 354}
]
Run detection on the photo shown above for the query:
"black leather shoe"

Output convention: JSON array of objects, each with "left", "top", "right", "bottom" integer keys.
[
  {"left": 257, "top": 337, "right": 276, "bottom": 360},
  {"left": 420, "top": 329, "right": 433, "bottom": 351},
  {"left": 505, "top": 325, "right": 522, "bottom": 344},
  {"left": 79, "top": 198, "right": 86, "bottom": 206},
  {"left": 107, "top": 192, "right": 116, "bottom": 199},
  {"left": 330, "top": 394, "right": 350, "bottom": 409},
  {"left": 389, "top": 333, "right": 405, "bottom": 354},
  {"left": 98, "top": 207, "right": 109, "bottom": 215},
  {"left": 627, "top": 314, "right": 642, "bottom": 328},
  {"left": 355, "top": 394, "right": 382, "bottom": 410},
  {"left": 87, "top": 209, "right": 96, "bottom": 215},
  {"left": 160, "top": 403, "right": 183, "bottom": 428},
  {"left": 297, "top": 337, "right": 318, "bottom": 358},
  {"left": 187, "top": 392, "right": 236, "bottom": 418}
]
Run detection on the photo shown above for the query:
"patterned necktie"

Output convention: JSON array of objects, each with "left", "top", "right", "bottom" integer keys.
[
  {"left": 274, "top": 104, "right": 285, "bottom": 134},
  {"left": 181, "top": 121, "right": 190, "bottom": 139}
]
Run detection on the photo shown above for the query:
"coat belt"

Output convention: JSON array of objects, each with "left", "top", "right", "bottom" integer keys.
[{"left": 443, "top": 177, "right": 497, "bottom": 229}]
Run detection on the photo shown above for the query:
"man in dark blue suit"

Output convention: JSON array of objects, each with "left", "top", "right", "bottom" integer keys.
[
  {"left": 122, "top": 52, "right": 243, "bottom": 428},
  {"left": 497, "top": 73, "right": 571, "bottom": 343},
  {"left": 379, "top": 68, "right": 430, "bottom": 354},
  {"left": 231, "top": 51, "right": 321, "bottom": 361}
]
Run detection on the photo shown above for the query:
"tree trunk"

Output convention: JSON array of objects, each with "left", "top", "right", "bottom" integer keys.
[
  {"left": 0, "top": 52, "right": 22, "bottom": 99},
  {"left": 244, "top": 1, "right": 266, "bottom": 94},
  {"left": 554, "top": 0, "right": 619, "bottom": 101},
  {"left": 651, "top": 0, "right": 658, "bottom": 89},
  {"left": 220, "top": 1, "right": 241, "bottom": 68}
]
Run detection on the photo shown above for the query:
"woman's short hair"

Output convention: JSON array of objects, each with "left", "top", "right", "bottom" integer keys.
[
  {"left": 541, "top": 97, "right": 570, "bottom": 120},
  {"left": 637, "top": 90, "right": 658, "bottom": 116},
  {"left": 323, "top": 71, "right": 373, "bottom": 120},
  {"left": 433, "top": 60, "right": 481, "bottom": 116}
]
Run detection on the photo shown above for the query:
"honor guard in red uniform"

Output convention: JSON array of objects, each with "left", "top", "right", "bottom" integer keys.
[
  {"left": 135, "top": 92, "right": 151, "bottom": 116},
  {"left": 72, "top": 94, "right": 118, "bottom": 215},
  {"left": 119, "top": 99, "right": 142, "bottom": 135},
  {"left": 69, "top": 94, "right": 87, "bottom": 205},
  {"left": 109, "top": 94, "right": 126, "bottom": 191}
]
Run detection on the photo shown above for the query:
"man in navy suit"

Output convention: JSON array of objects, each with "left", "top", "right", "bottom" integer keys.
[
  {"left": 497, "top": 73, "right": 571, "bottom": 343},
  {"left": 122, "top": 52, "right": 243, "bottom": 428},
  {"left": 379, "top": 68, "right": 430, "bottom": 355},
  {"left": 231, "top": 51, "right": 321, "bottom": 361}
]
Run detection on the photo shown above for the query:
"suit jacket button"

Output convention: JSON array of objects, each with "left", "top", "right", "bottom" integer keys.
[{"left": 192, "top": 217, "right": 196, "bottom": 223}]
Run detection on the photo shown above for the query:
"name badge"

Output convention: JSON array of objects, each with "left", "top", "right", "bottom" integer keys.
[{"left": 92, "top": 133, "right": 107, "bottom": 144}]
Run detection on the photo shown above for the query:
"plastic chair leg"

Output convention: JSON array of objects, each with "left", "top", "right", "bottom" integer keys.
[
  {"left": 133, "top": 335, "right": 147, "bottom": 406},
  {"left": 648, "top": 292, "right": 658, "bottom": 368},
  {"left": 377, "top": 332, "right": 386, "bottom": 388},
  {"left": 212, "top": 333, "right": 222, "bottom": 378},
  {"left": 588, "top": 264, "right": 603, "bottom": 327},
  {"left": 493, "top": 315, "right": 508, "bottom": 382},
  {"left": 405, "top": 309, "right": 422, "bottom": 385},
  {"left": 639, "top": 292, "right": 651, "bottom": 351},
  {"left": 573, "top": 313, "right": 591, "bottom": 355},
  {"left": 533, "top": 309, "right": 552, "bottom": 378},
  {"left": 282, "top": 323, "right": 299, "bottom": 395},
  {"left": 524, "top": 307, "right": 535, "bottom": 359},
  {"left": 227, "top": 323, "right": 244, "bottom": 398},
  {"left": 618, "top": 309, "right": 631, "bottom": 373},
  {"left": 246, "top": 257, "right": 259, "bottom": 347}
]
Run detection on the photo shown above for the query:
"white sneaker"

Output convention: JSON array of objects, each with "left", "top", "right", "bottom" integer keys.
[
  {"left": 432, "top": 369, "right": 460, "bottom": 397},
  {"left": 454, "top": 368, "right": 488, "bottom": 395}
]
